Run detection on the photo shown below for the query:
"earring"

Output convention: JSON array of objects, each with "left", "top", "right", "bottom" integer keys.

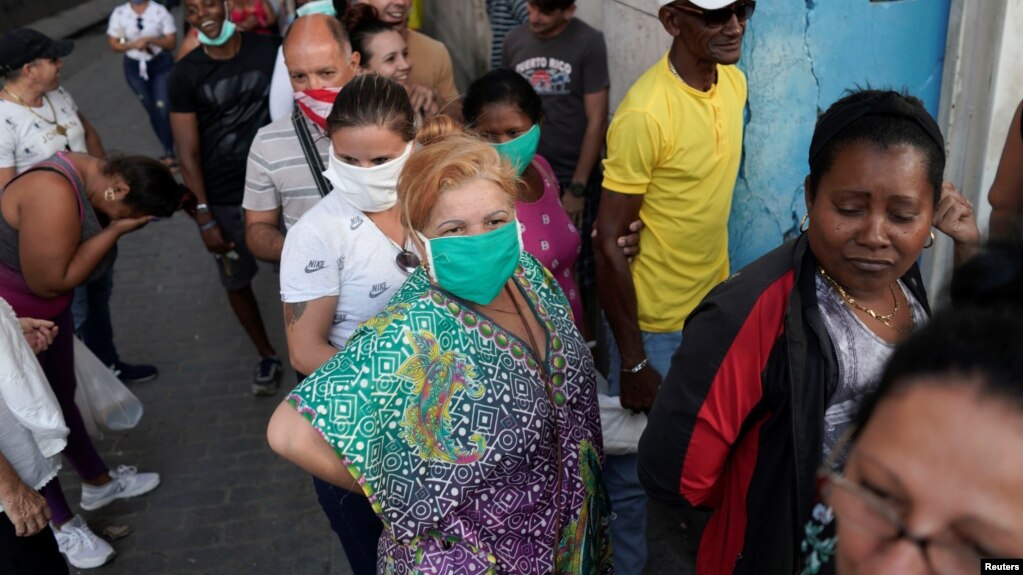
[
  {"left": 799, "top": 214, "right": 810, "bottom": 233},
  {"left": 103, "top": 187, "right": 117, "bottom": 202},
  {"left": 924, "top": 230, "right": 935, "bottom": 249}
]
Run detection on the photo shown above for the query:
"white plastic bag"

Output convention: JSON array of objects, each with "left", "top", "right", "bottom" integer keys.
[
  {"left": 598, "top": 395, "right": 648, "bottom": 455},
  {"left": 594, "top": 370, "right": 648, "bottom": 455},
  {"left": 73, "top": 337, "right": 143, "bottom": 432}
]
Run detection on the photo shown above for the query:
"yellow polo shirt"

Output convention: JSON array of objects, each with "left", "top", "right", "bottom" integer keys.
[{"left": 602, "top": 53, "right": 746, "bottom": 333}]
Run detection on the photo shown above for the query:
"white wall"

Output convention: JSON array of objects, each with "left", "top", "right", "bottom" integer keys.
[
  {"left": 924, "top": 0, "right": 1022, "bottom": 298},
  {"left": 978, "top": 1, "right": 1023, "bottom": 227}
]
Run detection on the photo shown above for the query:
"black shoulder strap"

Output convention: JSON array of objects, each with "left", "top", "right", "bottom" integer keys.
[{"left": 291, "top": 108, "right": 332, "bottom": 198}]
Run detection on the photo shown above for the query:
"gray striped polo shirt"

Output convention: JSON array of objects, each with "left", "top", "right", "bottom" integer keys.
[{"left": 242, "top": 113, "right": 330, "bottom": 230}]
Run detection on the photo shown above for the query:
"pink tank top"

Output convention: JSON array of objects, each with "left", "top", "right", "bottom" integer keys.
[{"left": 517, "top": 155, "right": 584, "bottom": 331}]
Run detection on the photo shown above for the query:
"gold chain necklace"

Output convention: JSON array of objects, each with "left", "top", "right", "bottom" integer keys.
[
  {"left": 2, "top": 88, "right": 68, "bottom": 137},
  {"left": 818, "top": 267, "right": 900, "bottom": 328},
  {"left": 667, "top": 58, "right": 683, "bottom": 82}
]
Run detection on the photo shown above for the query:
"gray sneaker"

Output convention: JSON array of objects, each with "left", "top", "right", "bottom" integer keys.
[
  {"left": 252, "top": 355, "right": 283, "bottom": 396},
  {"left": 54, "top": 515, "right": 116, "bottom": 569},
  {"left": 80, "top": 465, "right": 161, "bottom": 511}
]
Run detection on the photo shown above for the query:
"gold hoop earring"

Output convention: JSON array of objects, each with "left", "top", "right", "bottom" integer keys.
[
  {"left": 924, "top": 230, "right": 935, "bottom": 249},
  {"left": 103, "top": 187, "right": 117, "bottom": 202},
  {"left": 799, "top": 214, "right": 809, "bottom": 233}
]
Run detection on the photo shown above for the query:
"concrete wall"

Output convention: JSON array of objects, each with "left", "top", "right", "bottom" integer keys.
[
  {"left": 575, "top": 0, "right": 605, "bottom": 31},
  {"left": 601, "top": 0, "right": 953, "bottom": 272}
]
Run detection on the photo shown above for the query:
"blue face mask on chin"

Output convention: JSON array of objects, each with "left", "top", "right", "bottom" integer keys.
[
  {"left": 197, "top": 9, "right": 237, "bottom": 47},
  {"left": 296, "top": 0, "right": 337, "bottom": 17}
]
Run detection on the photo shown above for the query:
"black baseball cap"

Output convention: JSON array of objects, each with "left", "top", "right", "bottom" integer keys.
[{"left": 0, "top": 28, "right": 74, "bottom": 75}]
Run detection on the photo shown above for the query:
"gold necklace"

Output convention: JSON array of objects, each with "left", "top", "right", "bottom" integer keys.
[
  {"left": 818, "top": 267, "right": 900, "bottom": 328},
  {"left": 2, "top": 88, "right": 68, "bottom": 137},
  {"left": 667, "top": 58, "right": 683, "bottom": 82}
]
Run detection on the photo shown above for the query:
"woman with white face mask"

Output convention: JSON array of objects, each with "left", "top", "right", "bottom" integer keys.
[{"left": 276, "top": 73, "right": 416, "bottom": 574}]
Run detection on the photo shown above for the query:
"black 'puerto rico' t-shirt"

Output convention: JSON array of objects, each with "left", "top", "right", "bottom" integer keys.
[{"left": 168, "top": 32, "right": 279, "bottom": 206}]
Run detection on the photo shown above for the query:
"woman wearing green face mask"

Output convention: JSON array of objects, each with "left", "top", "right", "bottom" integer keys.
[
  {"left": 463, "top": 69, "right": 586, "bottom": 333},
  {"left": 268, "top": 129, "right": 613, "bottom": 574}
]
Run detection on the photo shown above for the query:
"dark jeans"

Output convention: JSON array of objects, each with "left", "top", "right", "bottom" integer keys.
[
  {"left": 123, "top": 51, "right": 175, "bottom": 156},
  {"left": 0, "top": 513, "right": 68, "bottom": 575},
  {"left": 295, "top": 372, "right": 383, "bottom": 575},
  {"left": 71, "top": 259, "right": 119, "bottom": 367},
  {"left": 313, "top": 477, "right": 383, "bottom": 575}
]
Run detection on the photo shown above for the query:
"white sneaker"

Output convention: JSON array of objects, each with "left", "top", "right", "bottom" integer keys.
[
  {"left": 54, "top": 515, "right": 115, "bottom": 569},
  {"left": 80, "top": 465, "right": 161, "bottom": 511}
]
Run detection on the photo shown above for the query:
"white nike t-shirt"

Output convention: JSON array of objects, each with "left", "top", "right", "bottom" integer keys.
[{"left": 280, "top": 191, "right": 418, "bottom": 349}]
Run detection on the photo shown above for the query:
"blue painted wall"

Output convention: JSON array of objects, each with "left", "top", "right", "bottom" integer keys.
[{"left": 728, "top": 0, "right": 950, "bottom": 271}]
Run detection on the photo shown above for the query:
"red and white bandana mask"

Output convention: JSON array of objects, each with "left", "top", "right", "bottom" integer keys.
[{"left": 294, "top": 87, "right": 342, "bottom": 131}]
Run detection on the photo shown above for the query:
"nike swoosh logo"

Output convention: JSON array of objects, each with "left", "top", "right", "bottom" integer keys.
[
  {"left": 369, "top": 284, "right": 389, "bottom": 298},
  {"left": 350, "top": 217, "right": 364, "bottom": 230},
  {"left": 305, "top": 261, "right": 326, "bottom": 273}
]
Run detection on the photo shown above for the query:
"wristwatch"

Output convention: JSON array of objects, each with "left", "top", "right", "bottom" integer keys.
[{"left": 567, "top": 181, "right": 587, "bottom": 198}]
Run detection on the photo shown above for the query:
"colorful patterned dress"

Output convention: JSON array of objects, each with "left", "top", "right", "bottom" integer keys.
[{"left": 288, "top": 252, "right": 612, "bottom": 574}]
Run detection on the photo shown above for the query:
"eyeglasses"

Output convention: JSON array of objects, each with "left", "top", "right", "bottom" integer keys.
[
  {"left": 395, "top": 249, "right": 420, "bottom": 274},
  {"left": 673, "top": 0, "right": 755, "bottom": 28},
  {"left": 820, "top": 430, "right": 984, "bottom": 575},
  {"left": 823, "top": 473, "right": 982, "bottom": 575}
]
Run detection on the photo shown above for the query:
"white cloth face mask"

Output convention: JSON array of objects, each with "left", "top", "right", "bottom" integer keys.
[{"left": 322, "top": 141, "right": 413, "bottom": 213}]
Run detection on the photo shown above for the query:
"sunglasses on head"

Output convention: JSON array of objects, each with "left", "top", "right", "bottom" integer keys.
[{"left": 674, "top": 0, "right": 755, "bottom": 28}]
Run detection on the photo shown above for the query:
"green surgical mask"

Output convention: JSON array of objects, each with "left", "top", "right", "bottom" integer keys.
[
  {"left": 197, "top": 18, "right": 236, "bottom": 47},
  {"left": 491, "top": 124, "right": 540, "bottom": 176},
  {"left": 421, "top": 220, "right": 523, "bottom": 305}
]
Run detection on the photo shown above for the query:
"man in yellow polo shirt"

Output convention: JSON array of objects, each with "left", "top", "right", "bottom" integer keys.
[{"left": 593, "top": 0, "right": 753, "bottom": 572}]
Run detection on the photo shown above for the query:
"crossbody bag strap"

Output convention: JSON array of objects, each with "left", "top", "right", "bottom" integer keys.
[{"left": 292, "top": 108, "right": 332, "bottom": 198}]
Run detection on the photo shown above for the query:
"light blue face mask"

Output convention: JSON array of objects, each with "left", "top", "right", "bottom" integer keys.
[
  {"left": 296, "top": 0, "right": 337, "bottom": 17},
  {"left": 421, "top": 220, "right": 523, "bottom": 305},
  {"left": 197, "top": 8, "right": 237, "bottom": 47},
  {"left": 491, "top": 124, "right": 540, "bottom": 176}
]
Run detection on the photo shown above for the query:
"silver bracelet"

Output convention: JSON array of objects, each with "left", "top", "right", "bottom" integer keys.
[
  {"left": 621, "top": 358, "right": 649, "bottom": 374},
  {"left": 198, "top": 219, "right": 219, "bottom": 232}
]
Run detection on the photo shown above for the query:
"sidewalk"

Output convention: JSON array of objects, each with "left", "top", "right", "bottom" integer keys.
[{"left": 49, "top": 19, "right": 695, "bottom": 575}]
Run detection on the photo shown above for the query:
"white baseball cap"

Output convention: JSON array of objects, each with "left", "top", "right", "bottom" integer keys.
[{"left": 658, "top": 0, "right": 737, "bottom": 8}]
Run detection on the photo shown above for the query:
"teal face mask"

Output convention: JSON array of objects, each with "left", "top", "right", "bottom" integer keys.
[
  {"left": 197, "top": 15, "right": 237, "bottom": 47},
  {"left": 296, "top": 0, "right": 337, "bottom": 17},
  {"left": 421, "top": 220, "right": 523, "bottom": 305},
  {"left": 491, "top": 124, "right": 540, "bottom": 176}
]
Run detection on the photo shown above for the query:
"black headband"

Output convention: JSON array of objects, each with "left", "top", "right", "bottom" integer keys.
[{"left": 808, "top": 90, "right": 945, "bottom": 167}]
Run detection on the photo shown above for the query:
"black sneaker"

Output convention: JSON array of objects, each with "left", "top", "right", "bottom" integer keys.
[
  {"left": 110, "top": 361, "right": 158, "bottom": 384},
  {"left": 252, "top": 356, "right": 282, "bottom": 396}
]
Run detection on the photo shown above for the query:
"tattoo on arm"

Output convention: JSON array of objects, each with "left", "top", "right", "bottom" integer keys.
[{"left": 285, "top": 301, "right": 308, "bottom": 329}]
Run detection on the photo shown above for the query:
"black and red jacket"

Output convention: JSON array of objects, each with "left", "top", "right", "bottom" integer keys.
[{"left": 638, "top": 235, "right": 929, "bottom": 575}]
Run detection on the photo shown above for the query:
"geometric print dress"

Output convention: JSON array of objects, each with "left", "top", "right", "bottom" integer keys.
[{"left": 288, "top": 252, "right": 613, "bottom": 574}]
